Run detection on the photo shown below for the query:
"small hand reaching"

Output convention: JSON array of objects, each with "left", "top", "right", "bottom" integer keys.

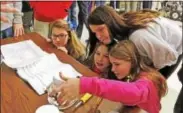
[{"left": 49, "top": 72, "right": 80, "bottom": 105}]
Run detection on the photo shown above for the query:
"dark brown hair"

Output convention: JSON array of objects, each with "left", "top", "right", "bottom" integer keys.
[{"left": 87, "top": 6, "right": 160, "bottom": 56}]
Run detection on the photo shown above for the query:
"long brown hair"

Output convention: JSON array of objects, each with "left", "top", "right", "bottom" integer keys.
[
  {"left": 122, "top": 9, "right": 160, "bottom": 28},
  {"left": 87, "top": 6, "right": 160, "bottom": 56},
  {"left": 109, "top": 40, "right": 168, "bottom": 112},
  {"left": 49, "top": 19, "right": 86, "bottom": 61}
]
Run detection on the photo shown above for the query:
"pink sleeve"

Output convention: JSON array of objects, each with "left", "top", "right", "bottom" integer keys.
[{"left": 80, "top": 77, "right": 152, "bottom": 105}]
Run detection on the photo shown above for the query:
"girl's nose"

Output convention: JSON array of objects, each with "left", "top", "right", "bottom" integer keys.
[
  {"left": 96, "top": 33, "right": 101, "bottom": 40},
  {"left": 98, "top": 55, "right": 103, "bottom": 61},
  {"left": 56, "top": 37, "right": 60, "bottom": 41},
  {"left": 111, "top": 65, "right": 115, "bottom": 72}
]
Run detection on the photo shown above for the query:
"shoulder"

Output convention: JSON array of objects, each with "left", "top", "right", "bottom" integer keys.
[
  {"left": 135, "top": 72, "right": 154, "bottom": 85},
  {"left": 128, "top": 29, "right": 151, "bottom": 56}
]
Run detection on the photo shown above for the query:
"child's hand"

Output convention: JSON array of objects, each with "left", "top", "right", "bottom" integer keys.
[
  {"left": 56, "top": 73, "right": 80, "bottom": 105},
  {"left": 57, "top": 46, "right": 68, "bottom": 54},
  {"left": 13, "top": 23, "right": 24, "bottom": 37}
]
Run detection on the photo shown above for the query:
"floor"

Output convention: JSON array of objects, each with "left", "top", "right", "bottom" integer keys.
[{"left": 80, "top": 19, "right": 182, "bottom": 113}]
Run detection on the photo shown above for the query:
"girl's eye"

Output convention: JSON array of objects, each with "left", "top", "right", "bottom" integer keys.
[
  {"left": 114, "top": 63, "right": 120, "bottom": 66},
  {"left": 95, "top": 52, "right": 100, "bottom": 56}
]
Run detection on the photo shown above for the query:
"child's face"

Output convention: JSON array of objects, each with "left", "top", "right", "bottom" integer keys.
[
  {"left": 109, "top": 56, "right": 131, "bottom": 80},
  {"left": 94, "top": 45, "right": 111, "bottom": 72},
  {"left": 51, "top": 27, "right": 69, "bottom": 48}
]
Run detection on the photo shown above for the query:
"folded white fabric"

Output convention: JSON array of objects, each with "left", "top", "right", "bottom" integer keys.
[
  {"left": 17, "top": 53, "right": 81, "bottom": 95},
  {"left": 1, "top": 40, "right": 81, "bottom": 95},
  {"left": 1, "top": 40, "right": 47, "bottom": 68}
]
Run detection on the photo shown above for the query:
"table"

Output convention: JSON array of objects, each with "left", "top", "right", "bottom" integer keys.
[{"left": 1, "top": 33, "right": 120, "bottom": 113}]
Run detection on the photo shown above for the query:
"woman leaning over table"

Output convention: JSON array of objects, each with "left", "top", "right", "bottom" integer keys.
[{"left": 86, "top": 6, "right": 182, "bottom": 79}]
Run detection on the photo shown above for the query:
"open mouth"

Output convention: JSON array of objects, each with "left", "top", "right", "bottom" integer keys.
[
  {"left": 96, "top": 62, "right": 104, "bottom": 67},
  {"left": 101, "top": 39, "right": 105, "bottom": 43}
]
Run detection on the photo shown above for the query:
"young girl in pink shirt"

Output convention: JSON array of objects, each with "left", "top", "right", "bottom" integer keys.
[{"left": 51, "top": 40, "right": 168, "bottom": 113}]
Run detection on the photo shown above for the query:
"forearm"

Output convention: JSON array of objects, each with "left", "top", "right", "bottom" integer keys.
[
  {"left": 13, "top": 2, "right": 23, "bottom": 24},
  {"left": 80, "top": 77, "right": 150, "bottom": 105}
]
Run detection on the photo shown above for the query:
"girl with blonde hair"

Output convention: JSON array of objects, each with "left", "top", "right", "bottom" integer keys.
[{"left": 49, "top": 19, "right": 86, "bottom": 62}]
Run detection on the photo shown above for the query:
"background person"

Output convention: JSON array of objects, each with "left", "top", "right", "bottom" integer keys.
[
  {"left": 29, "top": 1, "right": 72, "bottom": 40},
  {"left": 22, "top": 1, "right": 33, "bottom": 33},
  {"left": 1, "top": 1, "right": 24, "bottom": 38},
  {"left": 76, "top": 1, "right": 90, "bottom": 39},
  {"left": 0, "top": 2, "right": 19, "bottom": 23}
]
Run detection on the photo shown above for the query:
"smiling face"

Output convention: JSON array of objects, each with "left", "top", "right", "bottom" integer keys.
[
  {"left": 51, "top": 27, "right": 69, "bottom": 48},
  {"left": 89, "top": 24, "right": 111, "bottom": 44},
  {"left": 109, "top": 56, "right": 131, "bottom": 80},
  {"left": 94, "top": 44, "right": 111, "bottom": 72}
]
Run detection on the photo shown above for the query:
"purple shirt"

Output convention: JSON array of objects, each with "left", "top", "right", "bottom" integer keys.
[{"left": 80, "top": 73, "right": 161, "bottom": 113}]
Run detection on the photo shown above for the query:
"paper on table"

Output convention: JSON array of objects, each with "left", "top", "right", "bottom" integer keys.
[
  {"left": 1, "top": 40, "right": 48, "bottom": 68},
  {"left": 17, "top": 53, "right": 82, "bottom": 95},
  {"left": 1, "top": 40, "right": 82, "bottom": 95}
]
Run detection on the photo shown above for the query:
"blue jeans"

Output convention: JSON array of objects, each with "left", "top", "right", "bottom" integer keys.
[
  {"left": 0, "top": 27, "right": 13, "bottom": 39},
  {"left": 77, "top": 1, "right": 90, "bottom": 38},
  {"left": 67, "top": 1, "right": 77, "bottom": 31}
]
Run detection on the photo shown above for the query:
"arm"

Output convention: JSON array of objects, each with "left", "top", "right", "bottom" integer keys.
[
  {"left": 80, "top": 77, "right": 152, "bottom": 105},
  {"left": 0, "top": 4, "right": 18, "bottom": 23},
  {"left": 13, "top": 2, "right": 23, "bottom": 24},
  {"left": 13, "top": 2, "right": 24, "bottom": 36}
]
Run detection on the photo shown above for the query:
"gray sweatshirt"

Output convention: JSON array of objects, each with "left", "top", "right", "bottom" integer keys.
[
  {"left": 129, "top": 17, "right": 182, "bottom": 69},
  {"left": 1, "top": 2, "right": 23, "bottom": 31}
]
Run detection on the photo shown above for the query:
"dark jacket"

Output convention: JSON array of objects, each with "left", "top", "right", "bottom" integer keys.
[{"left": 22, "top": 1, "right": 32, "bottom": 12}]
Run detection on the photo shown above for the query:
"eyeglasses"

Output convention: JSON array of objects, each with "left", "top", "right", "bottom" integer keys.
[{"left": 51, "top": 34, "right": 68, "bottom": 39}]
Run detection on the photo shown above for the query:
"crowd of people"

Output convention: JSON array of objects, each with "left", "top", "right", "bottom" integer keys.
[{"left": 1, "top": 1, "right": 182, "bottom": 113}]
